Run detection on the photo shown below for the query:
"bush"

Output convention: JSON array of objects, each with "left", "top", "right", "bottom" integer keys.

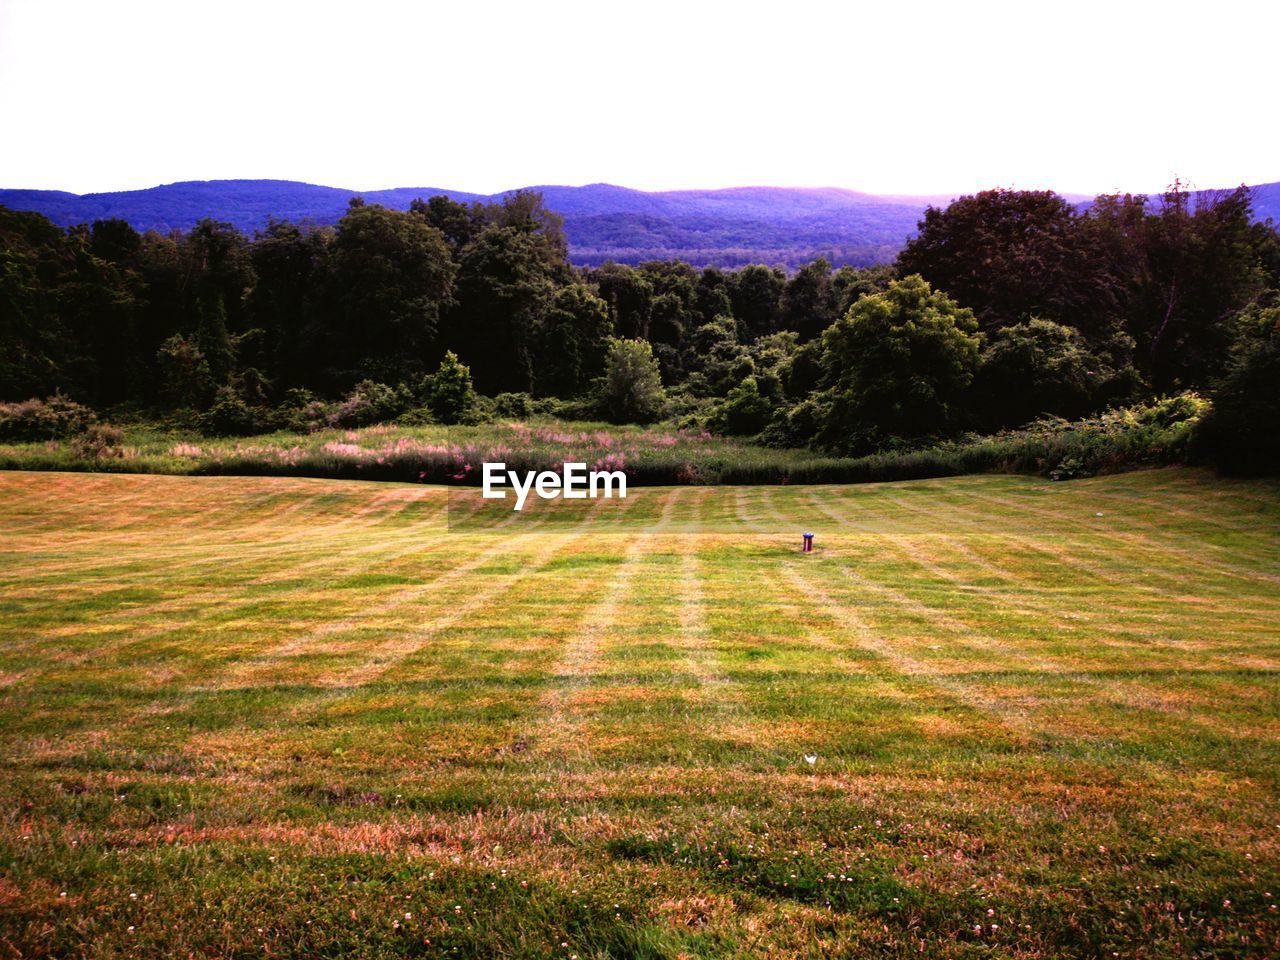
[
  {"left": 198, "top": 389, "right": 274, "bottom": 437},
  {"left": 548, "top": 395, "right": 604, "bottom": 421},
  {"left": 492, "top": 392, "right": 535, "bottom": 419},
  {"left": 997, "top": 394, "right": 1206, "bottom": 479},
  {"left": 707, "top": 376, "right": 773, "bottom": 436},
  {"left": 69, "top": 423, "right": 125, "bottom": 459},
  {"left": 330, "top": 380, "right": 412, "bottom": 428},
  {"left": 0, "top": 395, "right": 96, "bottom": 441},
  {"left": 396, "top": 406, "right": 437, "bottom": 426},
  {"left": 1135, "top": 392, "right": 1208, "bottom": 428},
  {"left": 460, "top": 393, "right": 496, "bottom": 425},
  {"left": 601, "top": 338, "right": 665, "bottom": 424},
  {"left": 274, "top": 389, "right": 330, "bottom": 433},
  {"left": 428, "top": 352, "right": 476, "bottom": 425}
]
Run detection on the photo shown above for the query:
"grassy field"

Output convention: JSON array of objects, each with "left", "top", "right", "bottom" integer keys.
[{"left": 1, "top": 467, "right": 1278, "bottom": 958}]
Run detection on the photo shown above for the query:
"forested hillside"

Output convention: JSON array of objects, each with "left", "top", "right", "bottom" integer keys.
[
  {"left": 2, "top": 183, "right": 1278, "bottom": 473},
  {"left": 0, "top": 181, "right": 945, "bottom": 268},
  {"left": 4, "top": 178, "right": 1278, "bottom": 270}
]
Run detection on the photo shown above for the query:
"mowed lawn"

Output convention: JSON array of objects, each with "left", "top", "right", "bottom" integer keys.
[{"left": 1, "top": 469, "right": 1279, "bottom": 959}]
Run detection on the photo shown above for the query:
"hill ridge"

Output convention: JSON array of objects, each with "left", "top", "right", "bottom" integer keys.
[{"left": 3, "top": 178, "right": 1277, "bottom": 271}]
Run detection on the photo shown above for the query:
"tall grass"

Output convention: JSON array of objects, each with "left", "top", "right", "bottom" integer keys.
[{"left": 0, "top": 397, "right": 1206, "bottom": 485}]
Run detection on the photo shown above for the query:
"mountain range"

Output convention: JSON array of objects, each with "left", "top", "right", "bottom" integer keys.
[{"left": 2, "top": 179, "right": 1277, "bottom": 270}]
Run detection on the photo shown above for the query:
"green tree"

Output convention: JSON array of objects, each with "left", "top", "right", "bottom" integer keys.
[
  {"left": 428, "top": 351, "right": 476, "bottom": 424},
  {"left": 156, "top": 334, "right": 212, "bottom": 408},
  {"left": 196, "top": 294, "right": 234, "bottom": 387},
  {"left": 781, "top": 258, "right": 838, "bottom": 341},
  {"left": 0, "top": 209, "right": 74, "bottom": 398},
  {"left": 473, "top": 190, "right": 568, "bottom": 265},
  {"left": 248, "top": 219, "right": 331, "bottom": 391},
  {"left": 897, "top": 189, "right": 1115, "bottom": 334},
  {"left": 0, "top": 208, "right": 142, "bottom": 404},
  {"left": 686, "top": 315, "right": 751, "bottom": 398},
  {"left": 593, "top": 263, "right": 653, "bottom": 339},
  {"left": 976, "top": 318, "right": 1133, "bottom": 428},
  {"left": 1196, "top": 304, "right": 1280, "bottom": 474},
  {"left": 818, "top": 274, "right": 981, "bottom": 451},
  {"left": 707, "top": 375, "right": 775, "bottom": 436},
  {"left": 832, "top": 264, "right": 896, "bottom": 315},
  {"left": 318, "top": 201, "right": 456, "bottom": 389},
  {"left": 601, "top": 338, "right": 665, "bottom": 423},
  {"left": 694, "top": 268, "right": 734, "bottom": 326},
  {"left": 535, "top": 284, "right": 612, "bottom": 397},
  {"left": 1086, "top": 184, "right": 1268, "bottom": 390},
  {"left": 729, "top": 265, "right": 785, "bottom": 339},
  {"left": 639, "top": 260, "right": 698, "bottom": 359},
  {"left": 450, "top": 226, "right": 557, "bottom": 394},
  {"left": 186, "top": 219, "right": 255, "bottom": 335},
  {"left": 410, "top": 195, "right": 480, "bottom": 252}
]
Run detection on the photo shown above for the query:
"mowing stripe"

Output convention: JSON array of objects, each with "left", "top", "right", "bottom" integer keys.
[{"left": 778, "top": 564, "right": 1045, "bottom": 740}]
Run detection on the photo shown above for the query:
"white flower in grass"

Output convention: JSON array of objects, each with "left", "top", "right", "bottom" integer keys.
[{"left": 803, "top": 754, "right": 817, "bottom": 765}]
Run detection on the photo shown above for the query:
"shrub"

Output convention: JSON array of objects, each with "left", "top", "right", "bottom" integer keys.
[
  {"left": 69, "top": 424, "right": 125, "bottom": 459},
  {"left": 601, "top": 338, "right": 665, "bottom": 424},
  {"left": 1135, "top": 392, "right": 1208, "bottom": 428},
  {"left": 274, "top": 389, "right": 330, "bottom": 433},
  {"left": 428, "top": 352, "right": 476, "bottom": 425},
  {"left": 460, "top": 393, "right": 496, "bottom": 425},
  {"left": 0, "top": 395, "right": 96, "bottom": 441},
  {"left": 396, "top": 406, "right": 437, "bottom": 426},
  {"left": 707, "top": 376, "right": 774, "bottom": 436},
  {"left": 198, "top": 389, "right": 273, "bottom": 437},
  {"left": 548, "top": 395, "right": 603, "bottom": 421},
  {"left": 999, "top": 394, "right": 1206, "bottom": 479},
  {"left": 330, "top": 380, "right": 412, "bottom": 428},
  {"left": 492, "top": 392, "right": 535, "bottom": 419}
]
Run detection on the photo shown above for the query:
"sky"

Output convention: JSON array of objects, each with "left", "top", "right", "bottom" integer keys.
[{"left": 1, "top": 0, "right": 1277, "bottom": 197}]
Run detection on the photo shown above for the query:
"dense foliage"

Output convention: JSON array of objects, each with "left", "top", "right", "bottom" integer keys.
[
  {"left": 1194, "top": 303, "right": 1280, "bottom": 474},
  {"left": 803, "top": 275, "right": 981, "bottom": 453},
  {"left": 1, "top": 181, "right": 1277, "bottom": 472}
]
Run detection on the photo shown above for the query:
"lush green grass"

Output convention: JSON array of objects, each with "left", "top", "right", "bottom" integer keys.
[{"left": 1, "top": 467, "right": 1278, "bottom": 957}]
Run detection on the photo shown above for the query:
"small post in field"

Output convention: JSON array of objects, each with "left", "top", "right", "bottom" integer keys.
[{"left": 802, "top": 532, "right": 814, "bottom": 553}]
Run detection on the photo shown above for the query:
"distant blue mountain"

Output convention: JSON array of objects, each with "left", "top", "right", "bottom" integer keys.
[{"left": 2, "top": 179, "right": 1276, "bottom": 270}]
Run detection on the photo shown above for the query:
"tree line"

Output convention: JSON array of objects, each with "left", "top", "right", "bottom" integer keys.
[{"left": 1, "top": 182, "right": 1277, "bottom": 469}]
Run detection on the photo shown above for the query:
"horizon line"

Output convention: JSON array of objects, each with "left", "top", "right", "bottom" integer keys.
[{"left": 3, "top": 176, "right": 1270, "bottom": 201}]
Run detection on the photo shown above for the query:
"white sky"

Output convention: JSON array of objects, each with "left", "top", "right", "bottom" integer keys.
[{"left": 1, "top": 0, "right": 1276, "bottom": 197}]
